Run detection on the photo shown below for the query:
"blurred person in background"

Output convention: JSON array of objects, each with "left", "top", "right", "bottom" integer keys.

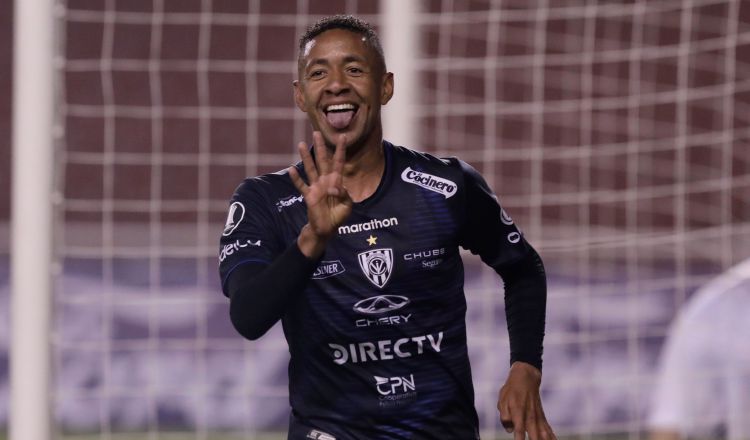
[{"left": 649, "top": 258, "right": 750, "bottom": 440}]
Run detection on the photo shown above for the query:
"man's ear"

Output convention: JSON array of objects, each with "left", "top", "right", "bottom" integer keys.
[
  {"left": 381, "top": 72, "right": 394, "bottom": 105},
  {"left": 293, "top": 80, "right": 307, "bottom": 112}
]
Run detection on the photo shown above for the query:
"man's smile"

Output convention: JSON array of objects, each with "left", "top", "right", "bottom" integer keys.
[{"left": 324, "top": 102, "right": 360, "bottom": 130}]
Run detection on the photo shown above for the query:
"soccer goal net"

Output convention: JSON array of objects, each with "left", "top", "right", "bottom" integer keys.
[{"left": 10, "top": 0, "right": 750, "bottom": 439}]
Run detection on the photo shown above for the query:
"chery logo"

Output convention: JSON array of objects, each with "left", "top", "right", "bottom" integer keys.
[{"left": 353, "top": 295, "right": 410, "bottom": 315}]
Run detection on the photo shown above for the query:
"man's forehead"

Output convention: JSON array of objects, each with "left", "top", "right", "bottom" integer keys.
[{"left": 301, "top": 29, "right": 369, "bottom": 60}]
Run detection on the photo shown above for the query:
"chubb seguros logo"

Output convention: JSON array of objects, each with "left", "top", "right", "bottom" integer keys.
[
  {"left": 353, "top": 295, "right": 410, "bottom": 315},
  {"left": 400, "top": 167, "right": 457, "bottom": 198}
]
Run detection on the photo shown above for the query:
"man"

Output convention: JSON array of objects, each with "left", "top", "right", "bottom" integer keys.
[
  {"left": 649, "top": 258, "right": 750, "bottom": 440},
  {"left": 219, "top": 15, "right": 555, "bottom": 440}
]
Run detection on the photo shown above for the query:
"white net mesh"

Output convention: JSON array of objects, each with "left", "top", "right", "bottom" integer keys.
[
  {"left": 416, "top": 1, "right": 750, "bottom": 438},
  {"left": 51, "top": 0, "right": 750, "bottom": 439}
]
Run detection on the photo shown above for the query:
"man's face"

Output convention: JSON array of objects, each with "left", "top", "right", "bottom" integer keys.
[{"left": 294, "top": 29, "right": 393, "bottom": 152}]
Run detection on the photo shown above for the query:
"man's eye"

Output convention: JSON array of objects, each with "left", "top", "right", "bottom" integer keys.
[
  {"left": 309, "top": 70, "right": 325, "bottom": 78},
  {"left": 348, "top": 67, "right": 363, "bottom": 75}
]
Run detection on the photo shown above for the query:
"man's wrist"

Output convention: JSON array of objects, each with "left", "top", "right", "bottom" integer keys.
[
  {"left": 297, "top": 224, "right": 330, "bottom": 259},
  {"left": 510, "top": 361, "right": 542, "bottom": 381}
]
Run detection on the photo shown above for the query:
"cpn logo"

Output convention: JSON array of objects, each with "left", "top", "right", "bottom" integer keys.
[{"left": 374, "top": 374, "right": 416, "bottom": 396}]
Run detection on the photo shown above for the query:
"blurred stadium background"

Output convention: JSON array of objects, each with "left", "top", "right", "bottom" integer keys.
[{"left": 2, "top": 0, "right": 750, "bottom": 439}]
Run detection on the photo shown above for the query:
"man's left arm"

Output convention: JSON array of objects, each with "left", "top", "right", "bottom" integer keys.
[
  {"left": 495, "top": 248, "right": 555, "bottom": 440},
  {"left": 453, "top": 158, "right": 555, "bottom": 440}
]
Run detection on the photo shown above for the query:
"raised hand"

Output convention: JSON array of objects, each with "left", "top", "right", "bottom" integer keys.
[
  {"left": 288, "top": 131, "right": 353, "bottom": 258},
  {"left": 498, "top": 362, "right": 557, "bottom": 440}
]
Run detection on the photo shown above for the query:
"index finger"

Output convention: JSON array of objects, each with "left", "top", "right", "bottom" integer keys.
[{"left": 288, "top": 165, "right": 308, "bottom": 195}]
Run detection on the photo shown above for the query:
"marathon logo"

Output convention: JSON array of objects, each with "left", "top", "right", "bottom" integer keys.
[
  {"left": 400, "top": 167, "right": 457, "bottom": 199},
  {"left": 338, "top": 217, "right": 398, "bottom": 235},
  {"left": 312, "top": 260, "right": 345, "bottom": 280},
  {"left": 328, "top": 332, "right": 443, "bottom": 365}
]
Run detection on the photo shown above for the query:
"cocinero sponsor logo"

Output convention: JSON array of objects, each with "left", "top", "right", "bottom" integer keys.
[
  {"left": 338, "top": 217, "right": 398, "bottom": 235},
  {"left": 400, "top": 167, "right": 457, "bottom": 198},
  {"left": 328, "top": 331, "right": 443, "bottom": 365}
]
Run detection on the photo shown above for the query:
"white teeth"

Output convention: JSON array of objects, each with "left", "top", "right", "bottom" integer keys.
[{"left": 326, "top": 103, "right": 356, "bottom": 112}]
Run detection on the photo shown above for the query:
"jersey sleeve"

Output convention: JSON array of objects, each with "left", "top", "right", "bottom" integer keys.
[
  {"left": 456, "top": 159, "right": 530, "bottom": 271},
  {"left": 218, "top": 178, "right": 284, "bottom": 296}
]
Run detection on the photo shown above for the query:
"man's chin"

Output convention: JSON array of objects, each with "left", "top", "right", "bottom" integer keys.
[{"left": 319, "top": 126, "right": 358, "bottom": 147}]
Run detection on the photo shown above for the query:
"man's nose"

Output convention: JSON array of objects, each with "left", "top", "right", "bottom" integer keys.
[{"left": 325, "top": 69, "right": 350, "bottom": 94}]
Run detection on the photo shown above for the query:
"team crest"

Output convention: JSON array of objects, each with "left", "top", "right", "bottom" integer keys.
[{"left": 357, "top": 248, "right": 394, "bottom": 288}]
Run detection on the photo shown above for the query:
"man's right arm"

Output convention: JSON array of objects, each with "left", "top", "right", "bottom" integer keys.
[
  {"left": 226, "top": 241, "right": 319, "bottom": 340},
  {"left": 224, "top": 132, "right": 352, "bottom": 340}
]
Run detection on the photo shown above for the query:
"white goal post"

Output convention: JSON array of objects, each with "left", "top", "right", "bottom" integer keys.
[
  {"left": 10, "top": 0, "right": 56, "bottom": 440},
  {"left": 381, "top": 0, "right": 420, "bottom": 150}
]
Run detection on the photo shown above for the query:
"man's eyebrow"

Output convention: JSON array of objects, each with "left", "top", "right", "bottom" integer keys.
[
  {"left": 342, "top": 55, "right": 367, "bottom": 63},
  {"left": 305, "top": 54, "right": 367, "bottom": 69},
  {"left": 305, "top": 58, "right": 330, "bottom": 69}
]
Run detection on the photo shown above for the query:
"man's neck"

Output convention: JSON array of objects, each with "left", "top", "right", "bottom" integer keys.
[{"left": 341, "top": 138, "right": 385, "bottom": 203}]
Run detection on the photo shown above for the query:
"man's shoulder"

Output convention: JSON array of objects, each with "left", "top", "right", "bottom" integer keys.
[
  {"left": 388, "top": 142, "right": 465, "bottom": 174},
  {"left": 234, "top": 167, "right": 296, "bottom": 193},
  {"left": 230, "top": 166, "right": 301, "bottom": 208},
  {"left": 388, "top": 142, "right": 485, "bottom": 190}
]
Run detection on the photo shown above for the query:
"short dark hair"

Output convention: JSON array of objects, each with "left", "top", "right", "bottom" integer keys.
[{"left": 297, "top": 15, "right": 386, "bottom": 74}]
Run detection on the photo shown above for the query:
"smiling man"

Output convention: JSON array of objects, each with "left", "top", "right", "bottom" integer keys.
[{"left": 219, "top": 15, "right": 555, "bottom": 440}]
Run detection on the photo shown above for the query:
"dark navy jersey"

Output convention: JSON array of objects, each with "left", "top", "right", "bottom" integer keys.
[{"left": 219, "top": 142, "right": 530, "bottom": 440}]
